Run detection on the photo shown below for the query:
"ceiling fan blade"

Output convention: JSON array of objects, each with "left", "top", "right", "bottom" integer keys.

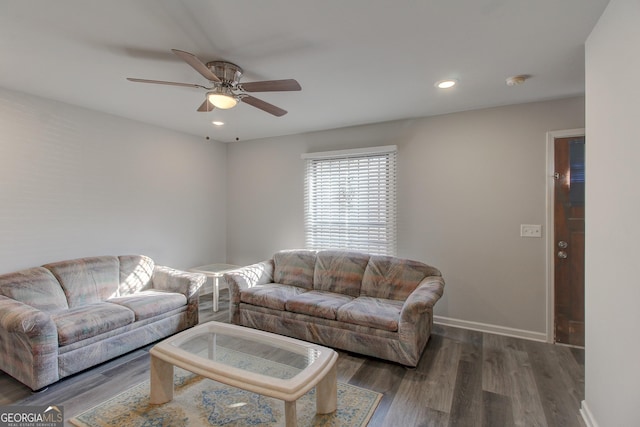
[
  {"left": 197, "top": 99, "right": 215, "bottom": 112},
  {"left": 241, "top": 79, "right": 301, "bottom": 92},
  {"left": 171, "top": 49, "right": 220, "bottom": 83},
  {"left": 127, "top": 78, "right": 207, "bottom": 89},
  {"left": 241, "top": 95, "right": 287, "bottom": 117}
]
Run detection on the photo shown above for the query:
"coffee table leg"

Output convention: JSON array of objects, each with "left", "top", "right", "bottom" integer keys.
[
  {"left": 149, "top": 355, "right": 174, "bottom": 404},
  {"left": 316, "top": 363, "right": 337, "bottom": 414},
  {"left": 284, "top": 400, "right": 297, "bottom": 427}
]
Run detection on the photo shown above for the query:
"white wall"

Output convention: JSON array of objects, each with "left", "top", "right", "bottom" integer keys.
[
  {"left": 0, "top": 87, "right": 227, "bottom": 273},
  {"left": 227, "top": 97, "right": 585, "bottom": 336},
  {"left": 584, "top": 0, "right": 640, "bottom": 425}
]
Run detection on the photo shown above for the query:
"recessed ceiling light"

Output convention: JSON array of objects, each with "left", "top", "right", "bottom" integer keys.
[
  {"left": 506, "top": 75, "right": 530, "bottom": 86},
  {"left": 435, "top": 79, "right": 457, "bottom": 89},
  {"left": 212, "top": 121, "right": 225, "bottom": 126}
]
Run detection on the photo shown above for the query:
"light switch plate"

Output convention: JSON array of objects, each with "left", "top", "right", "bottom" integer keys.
[{"left": 520, "top": 224, "right": 542, "bottom": 238}]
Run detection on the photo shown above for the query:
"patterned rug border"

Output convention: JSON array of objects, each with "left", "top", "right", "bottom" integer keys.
[{"left": 69, "top": 371, "right": 382, "bottom": 427}]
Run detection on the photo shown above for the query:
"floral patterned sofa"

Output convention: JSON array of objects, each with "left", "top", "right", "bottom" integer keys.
[
  {"left": 224, "top": 249, "right": 445, "bottom": 367},
  {"left": 0, "top": 255, "right": 205, "bottom": 390}
]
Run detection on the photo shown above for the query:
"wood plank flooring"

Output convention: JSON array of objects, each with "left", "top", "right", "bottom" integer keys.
[{"left": 0, "top": 291, "right": 585, "bottom": 426}]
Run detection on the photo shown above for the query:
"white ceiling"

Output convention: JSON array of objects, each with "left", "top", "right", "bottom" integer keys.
[{"left": 0, "top": 0, "right": 608, "bottom": 143}]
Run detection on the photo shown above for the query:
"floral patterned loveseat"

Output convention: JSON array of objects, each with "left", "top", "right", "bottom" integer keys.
[
  {"left": 224, "top": 249, "right": 445, "bottom": 367},
  {"left": 0, "top": 255, "right": 204, "bottom": 390}
]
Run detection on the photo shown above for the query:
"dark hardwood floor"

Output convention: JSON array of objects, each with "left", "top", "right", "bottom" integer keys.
[{"left": 0, "top": 291, "right": 585, "bottom": 426}]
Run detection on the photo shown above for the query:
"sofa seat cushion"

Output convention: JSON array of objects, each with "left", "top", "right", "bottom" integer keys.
[
  {"left": 285, "top": 290, "right": 353, "bottom": 320},
  {"left": 51, "top": 303, "right": 135, "bottom": 346},
  {"left": 107, "top": 290, "right": 186, "bottom": 321},
  {"left": 336, "top": 297, "right": 404, "bottom": 331},
  {"left": 240, "top": 283, "right": 308, "bottom": 311}
]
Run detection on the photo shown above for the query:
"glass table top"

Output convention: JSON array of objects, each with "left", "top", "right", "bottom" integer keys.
[
  {"left": 190, "top": 263, "right": 239, "bottom": 274},
  {"left": 152, "top": 322, "right": 333, "bottom": 389},
  {"left": 173, "top": 330, "right": 320, "bottom": 380}
]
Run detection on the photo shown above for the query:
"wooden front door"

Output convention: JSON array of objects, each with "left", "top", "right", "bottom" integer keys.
[{"left": 554, "top": 136, "right": 585, "bottom": 346}]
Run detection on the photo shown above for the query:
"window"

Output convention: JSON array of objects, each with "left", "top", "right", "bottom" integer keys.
[{"left": 302, "top": 145, "right": 397, "bottom": 256}]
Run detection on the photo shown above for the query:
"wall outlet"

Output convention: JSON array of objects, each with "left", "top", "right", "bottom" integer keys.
[{"left": 520, "top": 224, "right": 542, "bottom": 238}]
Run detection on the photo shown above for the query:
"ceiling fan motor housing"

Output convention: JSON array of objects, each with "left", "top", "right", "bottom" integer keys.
[{"left": 207, "top": 61, "right": 243, "bottom": 85}]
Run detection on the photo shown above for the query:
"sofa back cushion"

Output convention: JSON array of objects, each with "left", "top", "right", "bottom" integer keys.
[
  {"left": 313, "top": 250, "right": 370, "bottom": 297},
  {"left": 273, "top": 250, "right": 317, "bottom": 289},
  {"left": 118, "top": 255, "right": 155, "bottom": 296},
  {"left": 0, "top": 267, "right": 69, "bottom": 311},
  {"left": 44, "top": 256, "right": 120, "bottom": 307},
  {"left": 361, "top": 256, "right": 441, "bottom": 301}
]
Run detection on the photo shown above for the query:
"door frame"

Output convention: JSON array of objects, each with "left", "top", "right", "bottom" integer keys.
[{"left": 545, "top": 128, "right": 585, "bottom": 343}]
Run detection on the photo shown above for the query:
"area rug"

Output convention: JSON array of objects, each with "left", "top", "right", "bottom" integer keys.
[{"left": 69, "top": 368, "right": 381, "bottom": 427}]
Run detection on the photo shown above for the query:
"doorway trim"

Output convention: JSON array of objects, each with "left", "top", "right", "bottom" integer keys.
[{"left": 545, "top": 128, "right": 585, "bottom": 343}]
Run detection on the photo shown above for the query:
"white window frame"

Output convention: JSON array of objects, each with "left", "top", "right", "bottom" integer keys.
[{"left": 302, "top": 145, "right": 397, "bottom": 256}]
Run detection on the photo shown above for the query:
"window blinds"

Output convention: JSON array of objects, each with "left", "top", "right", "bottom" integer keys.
[{"left": 303, "top": 146, "right": 397, "bottom": 256}]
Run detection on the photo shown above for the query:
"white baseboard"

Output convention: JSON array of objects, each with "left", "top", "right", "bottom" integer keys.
[
  {"left": 580, "top": 401, "right": 599, "bottom": 427},
  {"left": 433, "top": 315, "right": 548, "bottom": 342}
]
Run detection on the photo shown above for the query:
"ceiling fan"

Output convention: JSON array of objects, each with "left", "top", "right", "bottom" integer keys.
[{"left": 127, "top": 49, "right": 301, "bottom": 117}]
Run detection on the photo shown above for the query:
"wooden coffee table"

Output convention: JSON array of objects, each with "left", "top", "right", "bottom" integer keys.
[{"left": 149, "top": 321, "right": 338, "bottom": 427}]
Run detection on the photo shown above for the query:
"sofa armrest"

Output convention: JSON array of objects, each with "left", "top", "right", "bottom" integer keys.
[
  {"left": 223, "top": 260, "right": 274, "bottom": 324},
  {"left": 152, "top": 266, "right": 206, "bottom": 302},
  {"left": 224, "top": 260, "right": 274, "bottom": 303},
  {"left": 400, "top": 276, "right": 445, "bottom": 325},
  {"left": 0, "top": 295, "right": 59, "bottom": 390},
  {"left": 152, "top": 266, "right": 205, "bottom": 327}
]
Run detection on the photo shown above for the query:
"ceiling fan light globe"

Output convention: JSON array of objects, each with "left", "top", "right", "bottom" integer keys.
[{"left": 208, "top": 93, "right": 238, "bottom": 109}]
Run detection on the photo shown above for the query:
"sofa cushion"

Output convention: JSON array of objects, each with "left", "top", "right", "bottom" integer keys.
[
  {"left": 107, "top": 290, "right": 186, "bottom": 321},
  {"left": 313, "top": 251, "right": 369, "bottom": 297},
  {"left": 0, "top": 267, "right": 69, "bottom": 312},
  {"left": 285, "top": 290, "right": 353, "bottom": 320},
  {"left": 51, "top": 303, "right": 135, "bottom": 346},
  {"left": 44, "top": 256, "right": 120, "bottom": 307},
  {"left": 361, "top": 256, "right": 439, "bottom": 300},
  {"left": 118, "top": 255, "right": 155, "bottom": 296},
  {"left": 273, "top": 250, "right": 317, "bottom": 289},
  {"left": 336, "top": 296, "right": 404, "bottom": 331},
  {"left": 240, "top": 283, "right": 308, "bottom": 311}
]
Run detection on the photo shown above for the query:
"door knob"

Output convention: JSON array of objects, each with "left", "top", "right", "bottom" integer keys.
[
  {"left": 558, "top": 241, "right": 568, "bottom": 248},
  {"left": 557, "top": 251, "right": 568, "bottom": 259}
]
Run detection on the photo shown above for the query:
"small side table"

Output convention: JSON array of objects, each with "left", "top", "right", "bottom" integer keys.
[{"left": 190, "top": 263, "right": 239, "bottom": 312}]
